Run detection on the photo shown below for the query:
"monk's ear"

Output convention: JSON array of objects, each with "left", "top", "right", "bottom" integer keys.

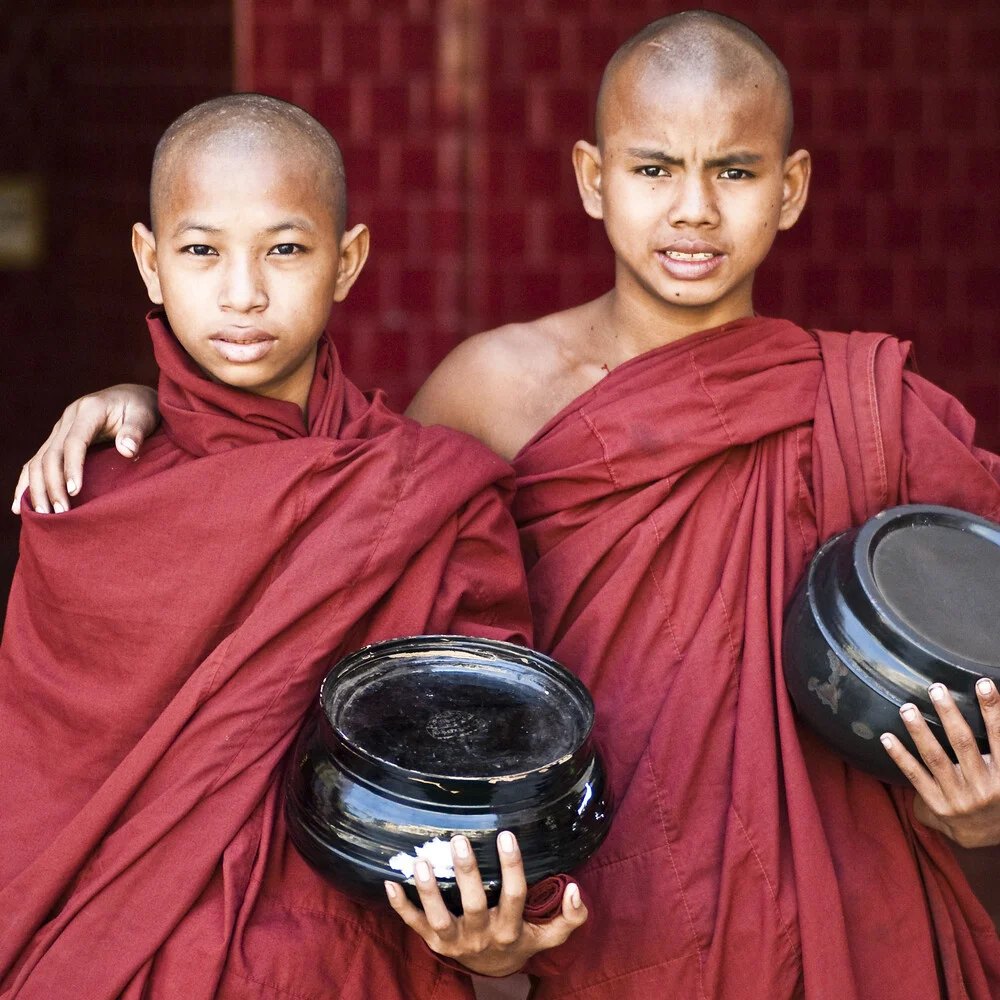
[
  {"left": 573, "top": 141, "right": 604, "bottom": 220},
  {"left": 333, "top": 223, "right": 370, "bottom": 303},
  {"left": 132, "top": 223, "right": 163, "bottom": 304},
  {"left": 777, "top": 148, "right": 811, "bottom": 232}
]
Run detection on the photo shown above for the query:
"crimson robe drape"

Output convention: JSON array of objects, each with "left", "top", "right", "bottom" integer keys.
[
  {"left": 513, "top": 316, "right": 1000, "bottom": 999},
  {"left": 0, "top": 313, "right": 531, "bottom": 1000}
]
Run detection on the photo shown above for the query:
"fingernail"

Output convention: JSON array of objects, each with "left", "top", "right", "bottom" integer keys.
[
  {"left": 901, "top": 705, "right": 917, "bottom": 722},
  {"left": 415, "top": 859, "right": 433, "bottom": 882},
  {"left": 880, "top": 734, "right": 893, "bottom": 749},
  {"left": 452, "top": 835, "right": 470, "bottom": 860},
  {"left": 120, "top": 438, "right": 137, "bottom": 457},
  {"left": 53, "top": 502, "right": 65, "bottom": 514},
  {"left": 568, "top": 883, "right": 581, "bottom": 909},
  {"left": 978, "top": 679, "right": 995, "bottom": 697},
  {"left": 66, "top": 480, "right": 78, "bottom": 496},
  {"left": 384, "top": 880, "right": 398, "bottom": 900},
  {"left": 929, "top": 684, "right": 946, "bottom": 702},
  {"left": 499, "top": 831, "right": 516, "bottom": 855}
]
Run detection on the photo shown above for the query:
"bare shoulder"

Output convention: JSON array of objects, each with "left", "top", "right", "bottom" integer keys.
[{"left": 408, "top": 300, "right": 606, "bottom": 460}]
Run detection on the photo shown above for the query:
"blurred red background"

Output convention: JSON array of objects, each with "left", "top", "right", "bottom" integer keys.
[{"left": 2, "top": 0, "right": 999, "bottom": 608}]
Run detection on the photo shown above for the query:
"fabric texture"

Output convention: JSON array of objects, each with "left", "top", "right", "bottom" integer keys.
[
  {"left": 512, "top": 316, "right": 1000, "bottom": 999},
  {"left": 0, "top": 312, "right": 532, "bottom": 1000}
]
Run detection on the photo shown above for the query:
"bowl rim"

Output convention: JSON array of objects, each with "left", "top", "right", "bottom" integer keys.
[
  {"left": 853, "top": 504, "right": 1000, "bottom": 676},
  {"left": 318, "top": 634, "right": 597, "bottom": 787}
]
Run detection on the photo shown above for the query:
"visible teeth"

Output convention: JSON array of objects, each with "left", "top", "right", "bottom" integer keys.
[{"left": 664, "top": 251, "right": 715, "bottom": 260}]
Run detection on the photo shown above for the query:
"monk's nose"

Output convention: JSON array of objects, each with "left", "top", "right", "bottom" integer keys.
[
  {"left": 667, "top": 173, "right": 719, "bottom": 228},
  {"left": 219, "top": 255, "right": 268, "bottom": 312}
]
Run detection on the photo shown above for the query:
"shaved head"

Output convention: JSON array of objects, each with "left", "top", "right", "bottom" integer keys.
[
  {"left": 150, "top": 93, "right": 347, "bottom": 236},
  {"left": 596, "top": 11, "right": 793, "bottom": 152}
]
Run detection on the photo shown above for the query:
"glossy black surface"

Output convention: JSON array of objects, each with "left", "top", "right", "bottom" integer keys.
[
  {"left": 286, "top": 636, "right": 612, "bottom": 913},
  {"left": 783, "top": 505, "right": 1000, "bottom": 784}
]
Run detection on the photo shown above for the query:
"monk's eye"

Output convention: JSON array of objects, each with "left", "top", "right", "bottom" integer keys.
[
  {"left": 269, "top": 243, "right": 305, "bottom": 256},
  {"left": 181, "top": 244, "right": 217, "bottom": 256},
  {"left": 637, "top": 165, "right": 668, "bottom": 178},
  {"left": 719, "top": 168, "right": 754, "bottom": 180}
]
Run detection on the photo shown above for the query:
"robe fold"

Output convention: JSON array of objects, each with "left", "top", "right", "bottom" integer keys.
[
  {"left": 0, "top": 312, "right": 531, "bottom": 1000},
  {"left": 512, "top": 316, "right": 1000, "bottom": 999}
]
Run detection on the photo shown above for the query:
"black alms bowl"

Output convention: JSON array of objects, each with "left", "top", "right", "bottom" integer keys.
[
  {"left": 285, "top": 636, "right": 612, "bottom": 913},
  {"left": 783, "top": 504, "right": 1000, "bottom": 784}
]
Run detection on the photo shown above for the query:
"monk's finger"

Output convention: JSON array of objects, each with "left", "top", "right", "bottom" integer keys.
[
  {"left": 927, "top": 683, "right": 987, "bottom": 780},
  {"left": 527, "top": 883, "right": 589, "bottom": 950},
  {"left": 880, "top": 730, "right": 940, "bottom": 803},
  {"left": 41, "top": 425, "right": 75, "bottom": 514},
  {"left": 12, "top": 463, "right": 29, "bottom": 515},
  {"left": 412, "top": 859, "right": 459, "bottom": 943},
  {"left": 898, "top": 701, "right": 960, "bottom": 789},
  {"left": 450, "top": 836, "right": 489, "bottom": 932},
  {"left": 111, "top": 385, "right": 160, "bottom": 458},
  {"left": 24, "top": 403, "right": 78, "bottom": 513},
  {"left": 494, "top": 832, "right": 528, "bottom": 937},
  {"left": 975, "top": 679, "right": 1000, "bottom": 762},
  {"left": 113, "top": 404, "right": 152, "bottom": 458},
  {"left": 59, "top": 396, "right": 113, "bottom": 497},
  {"left": 384, "top": 880, "right": 434, "bottom": 940},
  {"left": 25, "top": 452, "right": 53, "bottom": 514}
]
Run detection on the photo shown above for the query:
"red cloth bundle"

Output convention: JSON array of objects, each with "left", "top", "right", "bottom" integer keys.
[{"left": 0, "top": 312, "right": 532, "bottom": 1000}]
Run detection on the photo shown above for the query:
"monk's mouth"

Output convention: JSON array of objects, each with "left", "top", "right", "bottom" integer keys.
[
  {"left": 209, "top": 333, "right": 277, "bottom": 364},
  {"left": 655, "top": 249, "right": 725, "bottom": 281}
]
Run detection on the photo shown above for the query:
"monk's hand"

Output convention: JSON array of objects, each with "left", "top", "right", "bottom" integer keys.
[
  {"left": 385, "top": 831, "right": 587, "bottom": 977},
  {"left": 12, "top": 384, "right": 159, "bottom": 515},
  {"left": 881, "top": 680, "right": 1000, "bottom": 848}
]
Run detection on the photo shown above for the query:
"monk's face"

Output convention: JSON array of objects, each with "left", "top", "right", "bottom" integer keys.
[
  {"left": 132, "top": 144, "right": 366, "bottom": 410},
  {"left": 578, "top": 65, "right": 809, "bottom": 328}
]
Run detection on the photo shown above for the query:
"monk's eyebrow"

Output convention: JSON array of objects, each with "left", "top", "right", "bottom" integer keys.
[
  {"left": 704, "top": 152, "right": 764, "bottom": 168},
  {"left": 170, "top": 218, "right": 316, "bottom": 238},
  {"left": 624, "top": 148, "right": 765, "bottom": 169},
  {"left": 172, "top": 221, "right": 223, "bottom": 238},
  {"left": 626, "top": 148, "right": 684, "bottom": 166},
  {"left": 263, "top": 218, "right": 315, "bottom": 235}
]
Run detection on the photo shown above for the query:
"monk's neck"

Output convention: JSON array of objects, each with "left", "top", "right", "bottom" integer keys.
[{"left": 603, "top": 279, "right": 756, "bottom": 358}]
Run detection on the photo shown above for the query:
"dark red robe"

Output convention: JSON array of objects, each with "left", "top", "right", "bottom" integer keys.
[
  {"left": 0, "top": 313, "right": 531, "bottom": 1000},
  {"left": 512, "top": 316, "right": 1000, "bottom": 998}
]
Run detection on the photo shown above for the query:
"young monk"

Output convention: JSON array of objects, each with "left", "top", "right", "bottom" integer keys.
[
  {"left": 0, "top": 94, "right": 587, "bottom": 999},
  {"left": 15, "top": 13, "right": 1000, "bottom": 998}
]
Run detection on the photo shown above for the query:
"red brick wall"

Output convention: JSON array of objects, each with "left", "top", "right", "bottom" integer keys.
[
  {"left": 0, "top": 0, "right": 232, "bottom": 604},
  {"left": 236, "top": 0, "right": 1000, "bottom": 450}
]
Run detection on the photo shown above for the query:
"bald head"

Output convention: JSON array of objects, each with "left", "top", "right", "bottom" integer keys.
[
  {"left": 596, "top": 11, "right": 793, "bottom": 152},
  {"left": 150, "top": 93, "right": 347, "bottom": 236}
]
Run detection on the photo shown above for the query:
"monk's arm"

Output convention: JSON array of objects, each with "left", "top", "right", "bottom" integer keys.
[{"left": 13, "top": 384, "right": 159, "bottom": 514}]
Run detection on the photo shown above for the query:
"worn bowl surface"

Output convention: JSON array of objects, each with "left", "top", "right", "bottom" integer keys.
[
  {"left": 783, "top": 504, "right": 1000, "bottom": 784},
  {"left": 286, "top": 635, "right": 612, "bottom": 912}
]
